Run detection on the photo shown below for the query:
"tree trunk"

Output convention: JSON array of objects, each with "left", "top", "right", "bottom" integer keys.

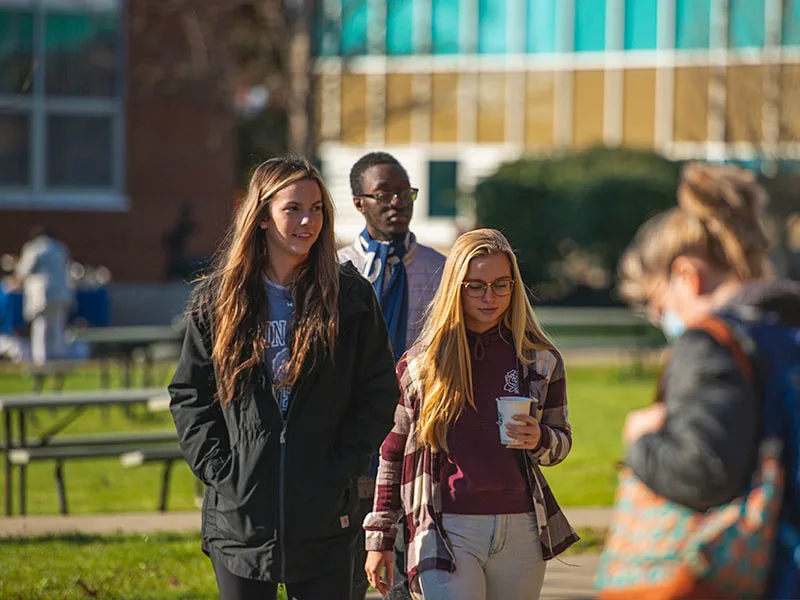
[{"left": 286, "top": 0, "right": 316, "bottom": 158}]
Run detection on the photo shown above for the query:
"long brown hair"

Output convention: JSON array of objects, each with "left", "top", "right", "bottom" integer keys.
[
  {"left": 619, "top": 162, "right": 773, "bottom": 308},
  {"left": 412, "top": 229, "right": 554, "bottom": 451},
  {"left": 194, "top": 155, "right": 339, "bottom": 406}
]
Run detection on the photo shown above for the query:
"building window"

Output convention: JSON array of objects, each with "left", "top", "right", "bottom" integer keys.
[
  {"left": 574, "top": 0, "right": 606, "bottom": 52},
  {"left": 340, "top": 0, "right": 368, "bottom": 56},
  {"left": 0, "top": 0, "right": 124, "bottom": 210},
  {"left": 783, "top": 0, "right": 800, "bottom": 46},
  {"left": 431, "top": 0, "right": 460, "bottom": 54},
  {"left": 526, "top": 0, "right": 557, "bottom": 54},
  {"left": 0, "top": 114, "right": 30, "bottom": 185},
  {"left": 478, "top": 0, "right": 507, "bottom": 54},
  {"left": 676, "top": 0, "right": 711, "bottom": 49},
  {"left": 386, "top": 0, "right": 413, "bottom": 55},
  {"left": 428, "top": 161, "right": 458, "bottom": 218},
  {"left": 729, "top": 0, "right": 765, "bottom": 48},
  {"left": 624, "top": 0, "right": 658, "bottom": 51},
  {"left": 432, "top": 0, "right": 459, "bottom": 54}
]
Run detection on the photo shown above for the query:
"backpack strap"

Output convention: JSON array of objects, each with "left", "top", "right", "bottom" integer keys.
[{"left": 694, "top": 315, "right": 755, "bottom": 383}]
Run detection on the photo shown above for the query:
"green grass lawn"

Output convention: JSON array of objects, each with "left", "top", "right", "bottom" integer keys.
[
  {"left": 0, "top": 533, "right": 220, "bottom": 600},
  {"left": 0, "top": 362, "right": 629, "bottom": 597},
  {"left": 547, "top": 365, "right": 656, "bottom": 505},
  {"left": 0, "top": 364, "right": 200, "bottom": 515},
  {"left": 0, "top": 362, "right": 658, "bottom": 515},
  {"left": 0, "top": 528, "right": 607, "bottom": 599}
]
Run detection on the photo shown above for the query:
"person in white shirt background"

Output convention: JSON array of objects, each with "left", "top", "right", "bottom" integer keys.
[{"left": 11, "top": 227, "right": 74, "bottom": 365}]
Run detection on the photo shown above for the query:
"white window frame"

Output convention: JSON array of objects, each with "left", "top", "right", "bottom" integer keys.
[{"left": 0, "top": 0, "right": 127, "bottom": 211}]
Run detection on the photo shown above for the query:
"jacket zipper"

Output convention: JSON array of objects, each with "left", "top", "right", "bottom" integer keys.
[
  {"left": 276, "top": 375, "right": 301, "bottom": 583},
  {"left": 279, "top": 418, "right": 287, "bottom": 581}
]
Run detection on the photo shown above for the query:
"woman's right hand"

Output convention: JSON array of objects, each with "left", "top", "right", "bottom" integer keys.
[{"left": 365, "top": 550, "right": 394, "bottom": 596}]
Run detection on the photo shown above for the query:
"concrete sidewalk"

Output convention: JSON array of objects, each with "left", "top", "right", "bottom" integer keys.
[{"left": 0, "top": 507, "right": 611, "bottom": 538}]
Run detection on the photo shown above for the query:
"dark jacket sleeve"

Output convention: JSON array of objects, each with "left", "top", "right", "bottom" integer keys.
[
  {"left": 329, "top": 278, "right": 400, "bottom": 483},
  {"left": 168, "top": 308, "right": 233, "bottom": 487},
  {"left": 626, "top": 329, "right": 759, "bottom": 511}
]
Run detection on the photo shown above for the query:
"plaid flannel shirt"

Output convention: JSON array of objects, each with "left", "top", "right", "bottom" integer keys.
[{"left": 363, "top": 343, "right": 579, "bottom": 593}]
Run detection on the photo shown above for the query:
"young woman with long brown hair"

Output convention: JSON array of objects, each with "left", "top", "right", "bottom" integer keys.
[
  {"left": 364, "top": 228, "right": 578, "bottom": 600},
  {"left": 169, "top": 156, "right": 399, "bottom": 600}
]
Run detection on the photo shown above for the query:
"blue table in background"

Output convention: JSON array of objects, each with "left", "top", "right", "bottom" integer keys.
[{"left": 0, "top": 287, "right": 109, "bottom": 334}]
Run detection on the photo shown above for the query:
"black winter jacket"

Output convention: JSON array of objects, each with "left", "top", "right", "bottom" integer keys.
[
  {"left": 168, "top": 264, "right": 400, "bottom": 583},
  {"left": 628, "top": 280, "right": 800, "bottom": 511}
]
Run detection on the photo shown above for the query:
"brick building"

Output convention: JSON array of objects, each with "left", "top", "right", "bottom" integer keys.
[{"left": 0, "top": 0, "right": 236, "bottom": 282}]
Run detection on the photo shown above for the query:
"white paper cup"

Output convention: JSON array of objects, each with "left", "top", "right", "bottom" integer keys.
[{"left": 496, "top": 396, "right": 533, "bottom": 446}]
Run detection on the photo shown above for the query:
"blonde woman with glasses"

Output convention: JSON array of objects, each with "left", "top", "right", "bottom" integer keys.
[
  {"left": 364, "top": 229, "right": 578, "bottom": 600},
  {"left": 169, "top": 156, "right": 399, "bottom": 600}
]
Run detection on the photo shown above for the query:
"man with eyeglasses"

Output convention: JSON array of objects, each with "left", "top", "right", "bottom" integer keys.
[{"left": 339, "top": 152, "right": 446, "bottom": 600}]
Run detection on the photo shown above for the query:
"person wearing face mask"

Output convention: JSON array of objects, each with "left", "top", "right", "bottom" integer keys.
[
  {"left": 363, "top": 229, "right": 578, "bottom": 600},
  {"left": 168, "top": 156, "right": 399, "bottom": 600},
  {"left": 618, "top": 162, "right": 800, "bottom": 515}
]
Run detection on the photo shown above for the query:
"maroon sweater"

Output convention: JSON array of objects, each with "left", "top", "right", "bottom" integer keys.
[{"left": 441, "top": 326, "right": 534, "bottom": 515}]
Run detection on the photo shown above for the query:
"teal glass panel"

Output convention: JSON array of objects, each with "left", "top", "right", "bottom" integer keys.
[
  {"left": 313, "top": 3, "right": 339, "bottom": 56},
  {"left": 387, "top": 0, "right": 414, "bottom": 55},
  {"left": 526, "top": 0, "right": 557, "bottom": 53},
  {"left": 432, "top": 0, "right": 459, "bottom": 53},
  {"left": 478, "top": 0, "right": 507, "bottom": 54},
  {"left": 428, "top": 161, "right": 458, "bottom": 217},
  {"left": 783, "top": 0, "right": 800, "bottom": 46},
  {"left": 341, "top": 0, "right": 368, "bottom": 55},
  {"left": 729, "top": 0, "right": 765, "bottom": 48},
  {"left": 574, "top": 0, "right": 606, "bottom": 52},
  {"left": 676, "top": 0, "right": 711, "bottom": 49},
  {"left": 624, "top": 0, "right": 657, "bottom": 50}
]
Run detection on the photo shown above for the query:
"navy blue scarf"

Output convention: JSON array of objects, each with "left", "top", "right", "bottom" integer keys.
[{"left": 358, "top": 228, "right": 412, "bottom": 362}]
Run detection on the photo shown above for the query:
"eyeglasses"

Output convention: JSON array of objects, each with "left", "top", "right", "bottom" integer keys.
[
  {"left": 359, "top": 187, "right": 419, "bottom": 206},
  {"left": 461, "top": 278, "right": 515, "bottom": 298}
]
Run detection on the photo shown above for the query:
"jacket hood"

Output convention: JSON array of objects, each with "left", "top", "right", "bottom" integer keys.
[{"left": 728, "top": 279, "right": 800, "bottom": 327}]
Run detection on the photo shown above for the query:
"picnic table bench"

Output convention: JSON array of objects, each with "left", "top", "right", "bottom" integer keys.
[
  {"left": 9, "top": 438, "right": 181, "bottom": 514},
  {"left": 120, "top": 446, "right": 190, "bottom": 511},
  {"left": 0, "top": 388, "right": 179, "bottom": 516}
]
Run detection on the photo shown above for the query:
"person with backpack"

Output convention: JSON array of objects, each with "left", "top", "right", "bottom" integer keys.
[
  {"left": 168, "top": 156, "right": 399, "bottom": 600},
  {"left": 610, "top": 162, "right": 800, "bottom": 597}
]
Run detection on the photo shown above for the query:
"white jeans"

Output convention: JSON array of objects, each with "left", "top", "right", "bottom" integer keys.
[
  {"left": 417, "top": 513, "right": 546, "bottom": 600},
  {"left": 30, "top": 305, "right": 68, "bottom": 365}
]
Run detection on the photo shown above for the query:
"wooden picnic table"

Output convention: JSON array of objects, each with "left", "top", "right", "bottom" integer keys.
[{"left": 0, "top": 388, "right": 170, "bottom": 516}]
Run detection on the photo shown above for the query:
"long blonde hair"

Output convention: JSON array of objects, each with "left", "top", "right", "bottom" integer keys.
[
  {"left": 413, "top": 229, "right": 554, "bottom": 451},
  {"left": 194, "top": 155, "right": 339, "bottom": 406},
  {"left": 619, "top": 162, "right": 773, "bottom": 307}
]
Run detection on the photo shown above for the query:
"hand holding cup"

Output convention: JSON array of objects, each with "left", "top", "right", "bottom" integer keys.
[{"left": 505, "top": 414, "right": 542, "bottom": 450}]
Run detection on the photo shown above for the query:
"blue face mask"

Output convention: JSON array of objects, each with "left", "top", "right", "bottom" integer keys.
[{"left": 660, "top": 310, "right": 686, "bottom": 342}]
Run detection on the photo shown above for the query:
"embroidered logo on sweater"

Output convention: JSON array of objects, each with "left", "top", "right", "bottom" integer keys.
[{"left": 504, "top": 369, "right": 519, "bottom": 394}]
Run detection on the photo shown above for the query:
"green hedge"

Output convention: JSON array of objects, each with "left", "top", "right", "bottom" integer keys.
[{"left": 474, "top": 147, "right": 682, "bottom": 304}]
